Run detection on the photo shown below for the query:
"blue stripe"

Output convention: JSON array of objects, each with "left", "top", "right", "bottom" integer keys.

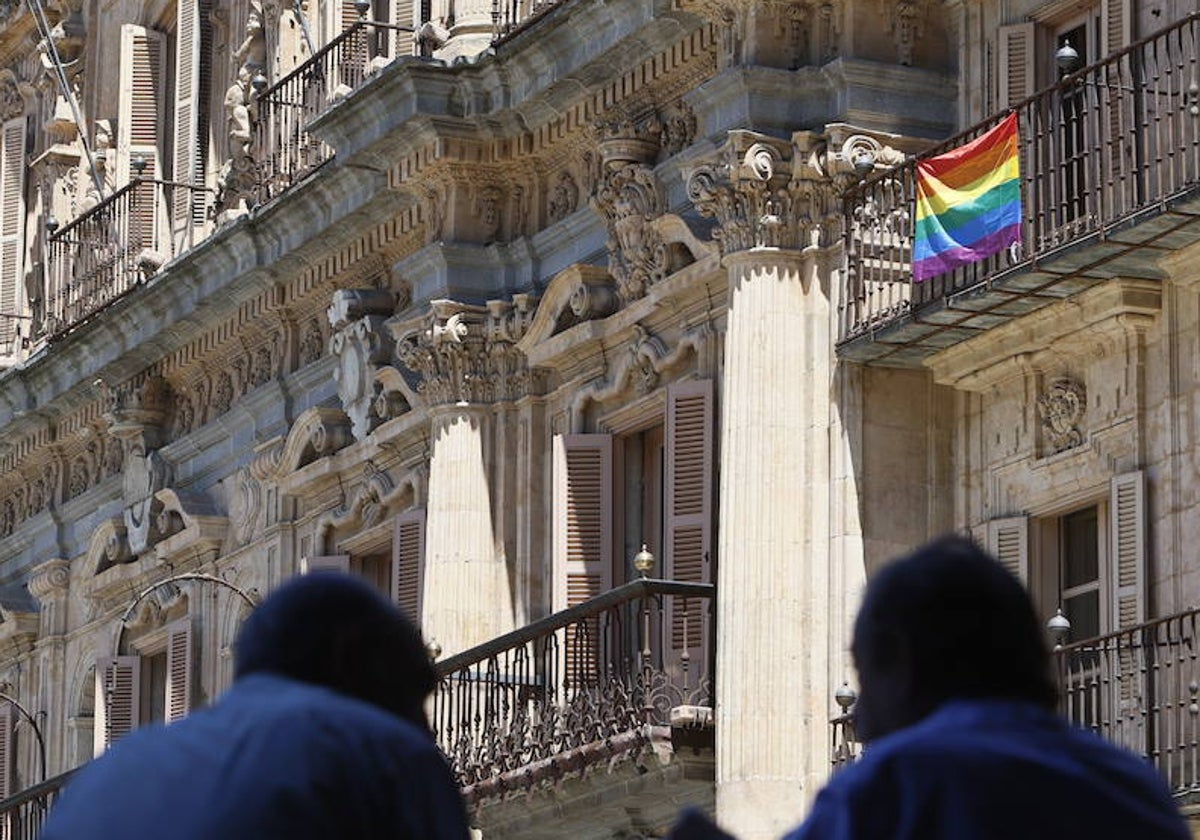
[{"left": 914, "top": 199, "right": 1022, "bottom": 263}]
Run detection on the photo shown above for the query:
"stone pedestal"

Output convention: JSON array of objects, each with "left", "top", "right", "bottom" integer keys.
[{"left": 422, "top": 404, "right": 515, "bottom": 656}]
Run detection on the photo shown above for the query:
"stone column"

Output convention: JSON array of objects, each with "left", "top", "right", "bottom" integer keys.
[
  {"left": 393, "top": 297, "right": 537, "bottom": 656},
  {"left": 29, "top": 558, "right": 70, "bottom": 776},
  {"left": 687, "top": 132, "right": 840, "bottom": 838}
]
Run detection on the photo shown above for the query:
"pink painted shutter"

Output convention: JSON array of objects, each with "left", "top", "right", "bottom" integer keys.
[
  {"left": 94, "top": 655, "right": 141, "bottom": 755},
  {"left": 165, "top": 618, "right": 193, "bottom": 723},
  {"left": 987, "top": 515, "right": 1029, "bottom": 584},
  {"left": 553, "top": 434, "right": 613, "bottom": 684},
  {"left": 171, "top": 0, "right": 199, "bottom": 251},
  {"left": 0, "top": 703, "right": 12, "bottom": 801},
  {"left": 0, "top": 116, "right": 24, "bottom": 356},
  {"left": 665, "top": 380, "right": 713, "bottom": 666},
  {"left": 392, "top": 508, "right": 425, "bottom": 623},
  {"left": 301, "top": 555, "right": 351, "bottom": 574}
]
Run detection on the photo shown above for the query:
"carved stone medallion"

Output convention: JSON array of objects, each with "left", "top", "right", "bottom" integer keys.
[{"left": 1037, "top": 377, "right": 1086, "bottom": 454}]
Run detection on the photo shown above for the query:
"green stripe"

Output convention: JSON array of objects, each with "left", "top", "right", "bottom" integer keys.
[{"left": 915, "top": 178, "right": 1021, "bottom": 244}]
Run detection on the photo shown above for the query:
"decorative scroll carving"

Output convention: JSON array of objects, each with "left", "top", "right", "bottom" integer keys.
[
  {"left": 394, "top": 296, "right": 540, "bottom": 407},
  {"left": 329, "top": 289, "right": 398, "bottom": 441},
  {"left": 1038, "top": 377, "right": 1086, "bottom": 454},
  {"left": 685, "top": 132, "right": 844, "bottom": 255}
]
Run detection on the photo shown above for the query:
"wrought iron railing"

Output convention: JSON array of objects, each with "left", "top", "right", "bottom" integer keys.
[
  {"left": 43, "top": 179, "right": 212, "bottom": 340},
  {"left": 1055, "top": 607, "right": 1200, "bottom": 797},
  {"left": 829, "top": 711, "right": 859, "bottom": 771},
  {"left": 491, "top": 0, "right": 568, "bottom": 44},
  {"left": 253, "top": 20, "right": 411, "bottom": 204},
  {"left": 432, "top": 578, "right": 715, "bottom": 803},
  {"left": 840, "top": 11, "right": 1200, "bottom": 343},
  {"left": 0, "top": 769, "right": 73, "bottom": 839}
]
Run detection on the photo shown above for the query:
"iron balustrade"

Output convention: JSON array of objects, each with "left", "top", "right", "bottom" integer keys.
[
  {"left": 491, "top": 0, "right": 568, "bottom": 44},
  {"left": 432, "top": 578, "right": 715, "bottom": 803},
  {"left": 43, "top": 179, "right": 212, "bottom": 340},
  {"left": 1054, "top": 607, "right": 1200, "bottom": 797},
  {"left": 253, "top": 20, "right": 412, "bottom": 205},
  {"left": 840, "top": 11, "right": 1200, "bottom": 344},
  {"left": 0, "top": 769, "right": 73, "bottom": 840},
  {"left": 827, "top": 605, "right": 1200, "bottom": 797}
]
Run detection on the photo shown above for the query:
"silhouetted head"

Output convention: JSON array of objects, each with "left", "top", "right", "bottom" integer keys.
[
  {"left": 851, "top": 535, "right": 1057, "bottom": 742},
  {"left": 234, "top": 573, "right": 436, "bottom": 730}
]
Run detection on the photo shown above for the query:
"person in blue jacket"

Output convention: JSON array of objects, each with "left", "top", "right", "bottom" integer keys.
[
  {"left": 42, "top": 572, "right": 470, "bottom": 840},
  {"left": 783, "top": 535, "right": 1189, "bottom": 840}
]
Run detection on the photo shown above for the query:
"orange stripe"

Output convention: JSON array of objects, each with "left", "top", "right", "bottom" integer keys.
[{"left": 919, "top": 114, "right": 1019, "bottom": 186}]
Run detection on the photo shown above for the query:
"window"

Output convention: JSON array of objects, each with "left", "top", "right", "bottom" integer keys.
[
  {"left": 300, "top": 508, "right": 427, "bottom": 622},
  {"left": 987, "top": 471, "right": 1145, "bottom": 642},
  {"left": 619, "top": 424, "right": 664, "bottom": 584},
  {"left": 94, "top": 617, "right": 193, "bottom": 755},
  {"left": 0, "top": 113, "right": 25, "bottom": 359}
]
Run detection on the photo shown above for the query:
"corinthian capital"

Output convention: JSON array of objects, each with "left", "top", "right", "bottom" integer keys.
[
  {"left": 685, "top": 131, "right": 841, "bottom": 256},
  {"left": 394, "top": 298, "right": 539, "bottom": 406}
]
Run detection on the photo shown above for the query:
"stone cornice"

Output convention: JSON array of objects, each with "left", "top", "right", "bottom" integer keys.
[{"left": 926, "top": 279, "right": 1162, "bottom": 392}]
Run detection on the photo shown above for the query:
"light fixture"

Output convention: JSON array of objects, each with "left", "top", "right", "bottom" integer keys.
[
  {"left": 45, "top": 215, "right": 59, "bottom": 235},
  {"left": 1047, "top": 608, "right": 1071, "bottom": 649},
  {"left": 251, "top": 72, "right": 269, "bottom": 95},
  {"left": 131, "top": 152, "right": 148, "bottom": 177},
  {"left": 852, "top": 151, "right": 875, "bottom": 177},
  {"left": 354, "top": 0, "right": 371, "bottom": 18},
  {"left": 633, "top": 544, "right": 655, "bottom": 578},
  {"left": 834, "top": 682, "right": 857, "bottom": 711},
  {"left": 1056, "top": 40, "right": 1082, "bottom": 73},
  {"left": 425, "top": 638, "right": 442, "bottom": 661}
]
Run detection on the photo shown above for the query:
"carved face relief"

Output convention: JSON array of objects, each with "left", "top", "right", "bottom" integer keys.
[{"left": 1037, "top": 377, "right": 1086, "bottom": 455}]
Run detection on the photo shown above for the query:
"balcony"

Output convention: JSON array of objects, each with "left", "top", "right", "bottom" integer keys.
[
  {"left": 42, "top": 178, "right": 211, "bottom": 340},
  {"left": 829, "top": 605, "right": 1200, "bottom": 801},
  {"left": 839, "top": 12, "right": 1200, "bottom": 365},
  {"left": 432, "top": 578, "right": 715, "bottom": 807},
  {"left": 0, "top": 578, "right": 714, "bottom": 835}
]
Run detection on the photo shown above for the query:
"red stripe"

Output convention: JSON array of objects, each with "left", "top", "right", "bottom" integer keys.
[{"left": 918, "top": 114, "right": 1019, "bottom": 187}]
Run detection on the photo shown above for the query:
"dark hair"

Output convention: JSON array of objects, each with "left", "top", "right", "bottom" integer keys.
[
  {"left": 853, "top": 535, "right": 1057, "bottom": 718},
  {"left": 234, "top": 573, "right": 436, "bottom": 729}
]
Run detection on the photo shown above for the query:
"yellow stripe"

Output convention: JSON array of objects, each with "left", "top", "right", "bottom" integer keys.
[{"left": 915, "top": 155, "right": 1020, "bottom": 221}]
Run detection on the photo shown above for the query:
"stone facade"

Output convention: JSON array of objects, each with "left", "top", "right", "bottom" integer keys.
[{"left": 0, "top": 0, "right": 1191, "bottom": 837}]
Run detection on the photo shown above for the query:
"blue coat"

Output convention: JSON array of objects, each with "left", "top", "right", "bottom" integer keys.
[
  {"left": 42, "top": 673, "right": 470, "bottom": 840},
  {"left": 786, "top": 699, "right": 1189, "bottom": 840}
]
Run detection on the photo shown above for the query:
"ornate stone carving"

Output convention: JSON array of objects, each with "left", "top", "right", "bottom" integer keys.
[
  {"left": 329, "top": 289, "right": 397, "bottom": 441},
  {"left": 474, "top": 185, "right": 504, "bottom": 243},
  {"left": 592, "top": 161, "right": 667, "bottom": 303},
  {"left": 28, "top": 558, "right": 70, "bottom": 601},
  {"left": 892, "top": 0, "right": 925, "bottom": 66},
  {"left": 123, "top": 448, "right": 170, "bottom": 555},
  {"left": 659, "top": 102, "right": 697, "bottom": 157},
  {"left": 685, "top": 132, "right": 841, "bottom": 255},
  {"left": 394, "top": 297, "right": 539, "bottom": 406},
  {"left": 1038, "top": 377, "right": 1086, "bottom": 454},
  {"left": 547, "top": 172, "right": 579, "bottom": 223},
  {"left": 299, "top": 317, "right": 325, "bottom": 366},
  {"left": 250, "top": 344, "right": 275, "bottom": 388},
  {"left": 213, "top": 371, "right": 234, "bottom": 416},
  {"left": 0, "top": 76, "right": 23, "bottom": 122},
  {"left": 629, "top": 324, "right": 668, "bottom": 393}
]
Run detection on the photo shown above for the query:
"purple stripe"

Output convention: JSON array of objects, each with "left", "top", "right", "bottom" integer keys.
[{"left": 912, "top": 223, "right": 1022, "bottom": 282}]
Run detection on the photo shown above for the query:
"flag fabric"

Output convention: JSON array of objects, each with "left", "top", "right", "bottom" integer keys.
[{"left": 913, "top": 113, "right": 1022, "bottom": 282}]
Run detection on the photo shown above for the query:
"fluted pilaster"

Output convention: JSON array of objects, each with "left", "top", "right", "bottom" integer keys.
[{"left": 688, "top": 132, "right": 836, "bottom": 838}]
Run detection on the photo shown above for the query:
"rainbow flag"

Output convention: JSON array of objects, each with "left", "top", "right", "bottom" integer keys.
[{"left": 913, "top": 113, "right": 1022, "bottom": 282}]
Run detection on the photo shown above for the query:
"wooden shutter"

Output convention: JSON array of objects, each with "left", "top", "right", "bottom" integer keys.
[
  {"left": 997, "top": 23, "right": 1035, "bottom": 110},
  {"left": 94, "top": 655, "right": 141, "bottom": 755},
  {"left": 392, "top": 508, "right": 425, "bottom": 622},
  {"left": 0, "top": 116, "right": 24, "bottom": 354},
  {"left": 1101, "top": 0, "right": 1132, "bottom": 55},
  {"left": 300, "top": 554, "right": 350, "bottom": 574},
  {"left": 1109, "top": 471, "right": 1145, "bottom": 630},
  {"left": 553, "top": 435, "right": 613, "bottom": 685},
  {"left": 987, "top": 515, "right": 1029, "bottom": 583},
  {"left": 665, "top": 380, "right": 713, "bottom": 655},
  {"left": 118, "top": 25, "right": 166, "bottom": 254},
  {"left": 0, "top": 703, "right": 12, "bottom": 801},
  {"left": 165, "top": 618, "right": 193, "bottom": 723},
  {"left": 172, "top": 0, "right": 199, "bottom": 251},
  {"left": 552, "top": 435, "right": 614, "bottom": 612}
]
